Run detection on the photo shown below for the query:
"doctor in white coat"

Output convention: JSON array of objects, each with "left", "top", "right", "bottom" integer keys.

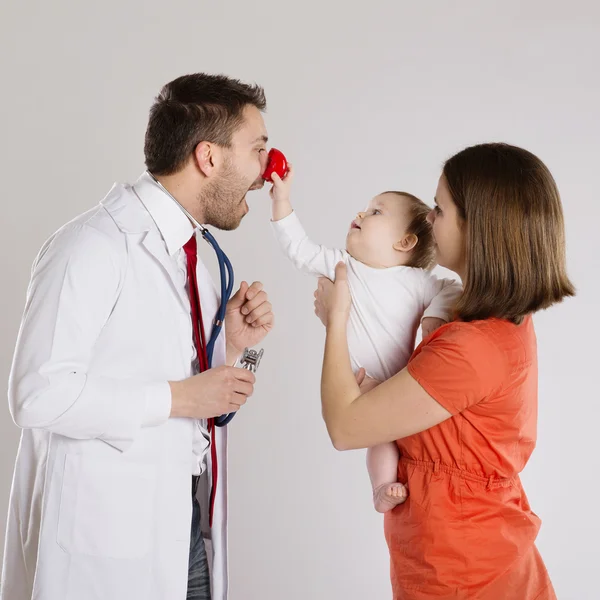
[{"left": 1, "top": 73, "right": 274, "bottom": 600}]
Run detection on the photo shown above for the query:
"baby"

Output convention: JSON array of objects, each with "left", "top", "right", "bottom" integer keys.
[{"left": 269, "top": 166, "right": 462, "bottom": 513}]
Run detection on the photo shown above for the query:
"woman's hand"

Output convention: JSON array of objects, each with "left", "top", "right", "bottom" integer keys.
[
  {"left": 314, "top": 262, "right": 352, "bottom": 327},
  {"left": 421, "top": 316, "right": 447, "bottom": 339},
  {"left": 355, "top": 367, "right": 382, "bottom": 394}
]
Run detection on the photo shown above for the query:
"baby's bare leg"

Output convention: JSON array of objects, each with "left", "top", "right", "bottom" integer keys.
[{"left": 367, "top": 443, "right": 408, "bottom": 513}]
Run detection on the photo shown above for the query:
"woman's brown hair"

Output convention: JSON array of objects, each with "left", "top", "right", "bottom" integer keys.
[{"left": 443, "top": 143, "right": 575, "bottom": 324}]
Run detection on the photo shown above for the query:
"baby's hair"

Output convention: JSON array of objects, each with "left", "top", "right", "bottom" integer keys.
[{"left": 383, "top": 191, "right": 436, "bottom": 270}]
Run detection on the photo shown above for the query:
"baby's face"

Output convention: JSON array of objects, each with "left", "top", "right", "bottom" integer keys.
[{"left": 346, "top": 193, "right": 411, "bottom": 268}]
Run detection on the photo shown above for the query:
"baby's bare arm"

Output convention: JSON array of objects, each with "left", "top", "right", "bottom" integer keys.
[{"left": 269, "top": 166, "right": 294, "bottom": 221}]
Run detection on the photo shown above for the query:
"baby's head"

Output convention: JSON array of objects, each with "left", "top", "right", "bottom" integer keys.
[{"left": 346, "top": 192, "right": 435, "bottom": 270}]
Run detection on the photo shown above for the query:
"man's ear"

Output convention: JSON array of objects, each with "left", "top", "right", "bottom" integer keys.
[
  {"left": 193, "top": 141, "right": 219, "bottom": 177},
  {"left": 393, "top": 233, "right": 418, "bottom": 253}
]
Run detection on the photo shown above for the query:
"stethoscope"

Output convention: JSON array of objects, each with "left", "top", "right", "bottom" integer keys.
[{"left": 146, "top": 171, "right": 236, "bottom": 427}]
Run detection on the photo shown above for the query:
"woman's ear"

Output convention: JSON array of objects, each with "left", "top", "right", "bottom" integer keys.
[
  {"left": 193, "top": 141, "right": 218, "bottom": 177},
  {"left": 393, "top": 233, "right": 418, "bottom": 253}
]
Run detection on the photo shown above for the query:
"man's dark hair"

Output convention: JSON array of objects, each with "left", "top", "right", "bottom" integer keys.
[{"left": 144, "top": 73, "right": 266, "bottom": 176}]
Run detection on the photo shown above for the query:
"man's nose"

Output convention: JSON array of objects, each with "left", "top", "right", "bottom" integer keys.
[
  {"left": 250, "top": 177, "right": 265, "bottom": 190},
  {"left": 259, "top": 149, "right": 269, "bottom": 175}
]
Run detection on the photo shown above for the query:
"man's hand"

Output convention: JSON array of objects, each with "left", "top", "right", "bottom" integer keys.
[
  {"left": 421, "top": 317, "right": 447, "bottom": 339},
  {"left": 169, "top": 366, "right": 256, "bottom": 419},
  {"left": 225, "top": 281, "right": 274, "bottom": 363}
]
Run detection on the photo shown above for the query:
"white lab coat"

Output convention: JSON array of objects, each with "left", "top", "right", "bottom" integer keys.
[{"left": 1, "top": 174, "right": 229, "bottom": 600}]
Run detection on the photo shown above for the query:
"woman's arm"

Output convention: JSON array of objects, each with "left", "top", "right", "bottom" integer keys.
[
  {"left": 322, "top": 318, "right": 451, "bottom": 450},
  {"left": 318, "top": 263, "right": 452, "bottom": 450}
]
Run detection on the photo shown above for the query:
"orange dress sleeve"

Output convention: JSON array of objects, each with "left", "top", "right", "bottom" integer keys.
[{"left": 407, "top": 322, "right": 509, "bottom": 415}]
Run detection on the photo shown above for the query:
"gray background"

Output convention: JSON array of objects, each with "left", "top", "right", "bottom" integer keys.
[{"left": 1, "top": 1, "right": 598, "bottom": 598}]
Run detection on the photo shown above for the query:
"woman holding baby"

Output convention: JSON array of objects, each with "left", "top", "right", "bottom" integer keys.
[{"left": 314, "top": 143, "right": 573, "bottom": 599}]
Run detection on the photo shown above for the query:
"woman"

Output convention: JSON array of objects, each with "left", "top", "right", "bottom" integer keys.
[{"left": 315, "top": 143, "right": 574, "bottom": 599}]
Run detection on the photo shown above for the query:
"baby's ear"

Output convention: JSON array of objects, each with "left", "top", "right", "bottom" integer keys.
[{"left": 393, "top": 233, "right": 418, "bottom": 253}]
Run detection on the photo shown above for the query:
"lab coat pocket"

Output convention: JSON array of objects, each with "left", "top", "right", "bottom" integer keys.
[{"left": 57, "top": 453, "right": 156, "bottom": 559}]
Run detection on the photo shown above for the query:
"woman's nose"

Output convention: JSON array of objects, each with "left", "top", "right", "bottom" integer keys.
[
  {"left": 357, "top": 212, "right": 365, "bottom": 220},
  {"left": 426, "top": 210, "right": 435, "bottom": 225}
]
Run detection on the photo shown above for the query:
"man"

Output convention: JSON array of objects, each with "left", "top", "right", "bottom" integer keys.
[{"left": 1, "top": 73, "right": 274, "bottom": 600}]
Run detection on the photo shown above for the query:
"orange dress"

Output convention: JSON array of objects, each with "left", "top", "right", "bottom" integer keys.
[{"left": 385, "top": 316, "right": 556, "bottom": 599}]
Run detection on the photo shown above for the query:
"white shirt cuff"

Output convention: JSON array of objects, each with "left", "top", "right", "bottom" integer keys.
[{"left": 142, "top": 381, "right": 172, "bottom": 427}]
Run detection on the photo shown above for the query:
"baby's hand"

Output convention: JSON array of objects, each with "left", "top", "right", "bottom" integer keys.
[{"left": 421, "top": 317, "right": 447, "bottom": 339}]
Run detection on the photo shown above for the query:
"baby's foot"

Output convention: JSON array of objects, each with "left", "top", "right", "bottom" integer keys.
[{"left": 373, "top": 482, "right": 408, "bottom": 513}]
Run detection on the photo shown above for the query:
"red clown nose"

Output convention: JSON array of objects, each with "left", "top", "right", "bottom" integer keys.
[{"left": 262, "top": 148, "right": 288, "bottom": 182}]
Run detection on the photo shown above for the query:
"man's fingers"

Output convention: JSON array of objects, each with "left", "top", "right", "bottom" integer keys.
[
  {"left": 233, "top": 381, "right": 254, "bottom": 398},
  {"left": 251, "top": 313, "right": 274, "bottom": 328},
  {"left": 231, "top": 367, "right": 256, "bottom": 384},
  {"left": 245, "top": 301, "right": 272, "bottom": 323},
  {"left": 245, "top": 281, "right": 264, "bottom": 300},
  {"left": 229, "top": 281, "right": 249, "bottom": 309},
  {"left": 241, "top": 290, "right": 268, "bottom": 315}
]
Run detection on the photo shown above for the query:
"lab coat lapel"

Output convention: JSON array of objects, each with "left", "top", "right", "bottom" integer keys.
[
  {"left": 101, "top": 182, "right": 190, "bottom": 312},
  {"left": 141, "top": 228, "right": 190, "bottom": 311}
]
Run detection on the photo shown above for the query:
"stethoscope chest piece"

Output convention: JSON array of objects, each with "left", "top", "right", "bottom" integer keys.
[{"left": 238, "top": 347, "right": 264, "bottom": 373}]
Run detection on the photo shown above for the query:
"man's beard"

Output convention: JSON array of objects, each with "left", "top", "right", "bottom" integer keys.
[{"left": 199, "top": 159, "right": 251, "bottom": 231}]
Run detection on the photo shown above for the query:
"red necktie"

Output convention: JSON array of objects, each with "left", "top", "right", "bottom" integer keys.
[{"left": 183, "top": 234, "right": 218, "bottom": 527}]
